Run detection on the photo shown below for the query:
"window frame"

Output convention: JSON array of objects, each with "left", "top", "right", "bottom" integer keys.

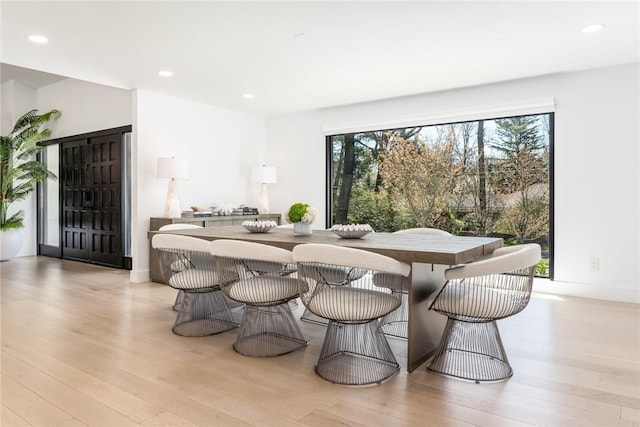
[{"left": 326, "top": 112, "right": 555, "bottom": 280}]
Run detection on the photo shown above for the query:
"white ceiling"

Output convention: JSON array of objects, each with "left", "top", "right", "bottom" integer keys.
[{"left": 1, "top": 1, "right": 638, "bottom": 117}]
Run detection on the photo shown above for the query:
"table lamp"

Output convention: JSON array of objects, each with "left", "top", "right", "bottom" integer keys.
[
  {"left": 251, "top": 165, "right": 277, "bottom": 214},
  {"left": 157, "top": 157, "right": 189, "bottom": 218}
]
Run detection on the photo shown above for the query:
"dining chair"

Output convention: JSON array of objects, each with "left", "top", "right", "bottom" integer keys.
[
  {"left": 299, "top": 263, "right": 367, "bottom": 325},
  {"left": 299, "top": 229, "right": 367, "bottom": 325},
  {"left": 151, "top": 234, "right": 240, "bottom": 336},
  {"left": 158, "top": 223, "right": 204, "bottom": 311},
  {"left": 427, "top": 243, "right": 541, "bottom": 382},
  {"left": 375, "top": 227, "right": 453, "bottom": 339},
  {"left": 293, "top": 243, "right": 410, "bottom": 385},
  {"left": 209, "top": 239, "right": 308, "bottom": 357}
]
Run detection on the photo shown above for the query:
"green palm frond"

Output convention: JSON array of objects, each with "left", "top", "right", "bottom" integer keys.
[
  {"left": 1, "top": 109, "right": 61, "bottom": 231},
  {"left": 2, "top": 212, "right": 25, "bottom": 230}
]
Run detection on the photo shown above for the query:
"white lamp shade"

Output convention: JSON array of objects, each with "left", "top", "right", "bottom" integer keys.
[
  {"left": 251, "top": 165, "right": 277, "bottom": 184},
  {"left": 157, "top": 157, "right": 189, "bottom": 180}
]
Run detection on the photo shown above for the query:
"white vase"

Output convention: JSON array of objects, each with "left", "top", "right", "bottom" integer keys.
[
  {"left": 0, "top": 229, "right": 23, "bottom": 261},
  {"left": 293, "top": 222, "right": 312, "bottom": 236}
]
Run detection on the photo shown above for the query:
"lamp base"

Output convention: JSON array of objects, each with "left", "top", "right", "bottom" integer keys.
[
  {"left": 164, "top": 179, "right": 182, "bottom": 218},
  {"left": 257, "top": 183, "right": 270, "bottom": 215}
]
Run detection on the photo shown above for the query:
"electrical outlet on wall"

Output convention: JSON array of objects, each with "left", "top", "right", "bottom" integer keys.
[{"left": 589, "top": 257, "right": 600, "bottom": 271}]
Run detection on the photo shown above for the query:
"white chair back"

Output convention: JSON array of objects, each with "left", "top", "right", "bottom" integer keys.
[
  {"left": 159, "top": 223, "right": 204, "bottom": 231},
  {"left": 445, "top": 243, "right": 541, "bottom": 280},
  {"left": 210, "top": 239, "right": 294, "bottom": 264},
  {"left": 152, "top": 234, "right": 211, "bottom": 253},
  {"left": 394, "top": 227, "right": 451, "bottom": 236},
  {"left": 292, "top": 243, "right": 410, "bottom": 277}
]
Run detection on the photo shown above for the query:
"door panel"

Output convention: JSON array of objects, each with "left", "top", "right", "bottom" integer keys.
[
  {"left": 61, "top": 139, "right": 90, "bottom": 261},
  {"left": 61, "top": 134, "right": 123, "bottom": 268},
  {"left": 87, "top": 134, "right": 122, "bottom": 267}
]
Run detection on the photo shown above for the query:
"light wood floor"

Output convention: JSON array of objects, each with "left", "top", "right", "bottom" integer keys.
[{"left": 1, "top": 257, "right": 639, "bottom": 427}]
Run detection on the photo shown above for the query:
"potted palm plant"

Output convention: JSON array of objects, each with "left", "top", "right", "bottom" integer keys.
[{"left": 0, "top": 109, "right": 61, "bottom": 261}]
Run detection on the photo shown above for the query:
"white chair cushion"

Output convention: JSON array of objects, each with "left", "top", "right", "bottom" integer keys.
[
  {"left": 227, "top": 276, "right": 304, "bottom": 304},
  {"left": 307, "top": 287, "right": 400, "bottom": 322},
  {"left": 168, "top": 268, "right": 232, "bottom": 290},
  {"left": 432, "top": 282, "right": 528, "bottom": 319}
]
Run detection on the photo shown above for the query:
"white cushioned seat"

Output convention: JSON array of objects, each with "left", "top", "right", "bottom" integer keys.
[
  {"left": 168, "top": 268, "right": 234, "bottom": 290},
  {"left": 431, "top": 282, "right": 529, "bottom": 321},
  {"left": 307, "top": 287, "right": 400, "bottom": 322},
  {"left": 228, "top": 276, "right": 305, "bottom": 305}
]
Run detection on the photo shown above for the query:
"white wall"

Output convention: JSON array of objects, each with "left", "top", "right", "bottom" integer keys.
[
  {"left": 1, "top": 80, "right": 37, "bottom": 134},
  {"left": 266, "top": 63, "right": 640, "bottom": 303},
  {"left": 37, "top": 78, "right": 132, "bottom": 139},
  {"left": 131, "top": 90, "right": 266, "bottom": 281},
  {"left": 0, "top": 78, "right": 132, "bottom": 257}
]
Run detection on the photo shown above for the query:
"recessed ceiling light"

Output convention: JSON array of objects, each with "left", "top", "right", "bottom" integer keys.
[
  {"left": 27, "top": 34, "right": 48, "bottom": 44},
  {"left": 158, "top": 70, "right": 173, "bottom": 77},
  {"left": 581, "top": 23, "right": 604, "bottom": 33},
  {"left": 242, "top": 93, "right": 255, "bottom": 99}
]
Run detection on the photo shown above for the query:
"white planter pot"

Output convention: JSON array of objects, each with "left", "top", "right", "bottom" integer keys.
[
  {"left": 0, "top": 229, "right": 23, "bottom": 261},
  {"left": 293, "top": 222, "right": 312, "bottom": 236}
]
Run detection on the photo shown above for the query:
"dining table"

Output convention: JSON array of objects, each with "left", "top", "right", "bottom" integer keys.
[{"left": 148, "top": 225, "right": 503, "bottom": 372}]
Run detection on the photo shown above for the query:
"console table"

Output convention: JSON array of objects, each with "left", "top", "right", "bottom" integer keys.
[
  {"left": 148, "top": 214, "right": 280, "bottom": 283},
  {"left": 147, "top": 226, "right": 502, "bottom": 372},
  {"left": 150, "top": 214, "right": 281, "bottom": 231}
]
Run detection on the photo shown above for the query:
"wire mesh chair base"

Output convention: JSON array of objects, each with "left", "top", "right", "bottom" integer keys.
[
  {"left": 378, "top": 291, "right": 408, "bottom": 339},
  {"left": 172, "top": 290, "right": 185, "bottom": 311},
  {"left": 315, "top": 320, "right": 399, "bottom": 385},
  {"left": 427, "top": 318, "right": 512, "bottom": 383},
  {"left": 172, "top": 290, "right": 240, "bottom": 337},
  {"left": 173, "top": 290, "right": 244, "bottom": 312},
  {"left": 233, "top": 304, "right": 308, "bottom": 357}
]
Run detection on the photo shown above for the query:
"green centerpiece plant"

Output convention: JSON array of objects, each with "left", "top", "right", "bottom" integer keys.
[{"left": 286, "top": 202, "right": 318, "bottom": 236}]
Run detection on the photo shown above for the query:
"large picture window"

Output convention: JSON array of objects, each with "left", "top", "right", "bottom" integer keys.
[{"left": 328, "top": 113, "right": 553, "bottom": 278}]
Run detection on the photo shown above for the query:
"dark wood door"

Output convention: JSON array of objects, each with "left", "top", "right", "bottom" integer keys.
[{"left": 61, "top": 134, "right": 122, "bottom": 268}]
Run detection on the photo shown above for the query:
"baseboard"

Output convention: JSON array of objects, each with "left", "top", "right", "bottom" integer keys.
[
  {"left": 533, "top": 278, "right": 640, "bottom": 304},
  {"left": 129, "top": 269, "right": 150, "bottom": 283}
]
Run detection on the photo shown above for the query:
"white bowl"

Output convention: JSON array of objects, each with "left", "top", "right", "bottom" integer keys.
[
  {"left": 332, "top": 224, "right": 374, "bottom": 239},
  {"left": 242, "top": 220, "right": 277, "bottom": 233}
]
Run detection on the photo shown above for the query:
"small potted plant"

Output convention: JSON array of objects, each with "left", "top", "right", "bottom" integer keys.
[
  {"left": 286, "top": 202, "right": 318, "bottom": 236},
  {"left": 0, "top": 109, "right": 61, "bottom": 261}
]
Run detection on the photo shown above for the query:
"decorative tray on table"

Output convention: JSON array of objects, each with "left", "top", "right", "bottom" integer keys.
[
  {"left": 242, "top": 220, "right": 278, "bottom": 233},
  {"left": 331, "top": 224, "right": 374, "bottom": 239}
]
